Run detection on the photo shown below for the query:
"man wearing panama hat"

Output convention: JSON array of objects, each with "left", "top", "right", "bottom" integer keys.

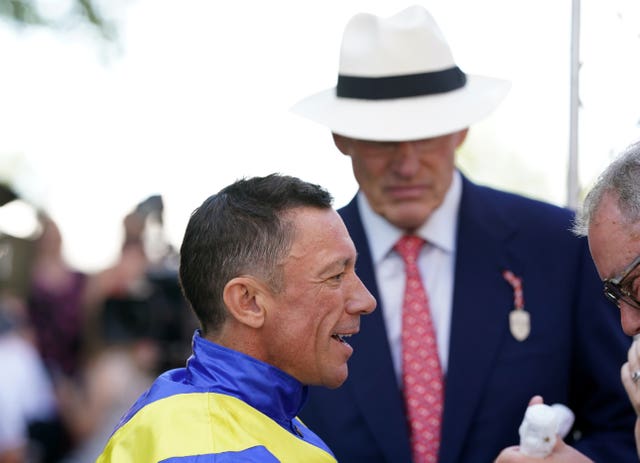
[{"left": 292, "top": 5, "right": 636, "bottom": 463}]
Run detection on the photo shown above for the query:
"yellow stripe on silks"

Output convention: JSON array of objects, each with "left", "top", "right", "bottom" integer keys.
[{"left": 96, "top": 392, "right": 337, "bottom": 463}]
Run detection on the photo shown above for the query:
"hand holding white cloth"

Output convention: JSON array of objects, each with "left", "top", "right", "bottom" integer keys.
[{"left": 518, "top": 403, "right": 575, "bottom": 458}]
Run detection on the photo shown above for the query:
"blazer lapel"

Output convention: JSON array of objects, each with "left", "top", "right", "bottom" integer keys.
[
  {"left": 340, "top": 198, "right": 413, "bottom": 463},
  {"left": 438, "top": 177, "right": 521, "bottom": 463}
]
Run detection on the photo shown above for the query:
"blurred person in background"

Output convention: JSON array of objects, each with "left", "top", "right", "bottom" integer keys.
[
  {"left": 24, "top": 212, "right": 92, "bottom": 461},
  {"left": 83, "top": 194, "right": 194, "bottom": 372},
  {"left": 0, "top": 187, "right": 63, "bottom": 463},
  {"left": 27, "top": 212, "right": 88, "bottom": 379},
  {"left": 291, "top": 5, "right": 636, "bottom": 462},
  {"left": 57, "top": 194, "right": 194, "bottom": 462},
  {"left": 0, "top": 297, "right": 58, "bottom": 463}
]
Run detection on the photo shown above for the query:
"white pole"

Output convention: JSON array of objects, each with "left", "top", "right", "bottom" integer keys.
[{"left": 567, "top": 0, "right": 581, "bottom": 209}]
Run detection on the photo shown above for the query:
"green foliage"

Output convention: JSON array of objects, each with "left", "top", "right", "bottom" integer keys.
[{"left": 0, "top": 0, "right": 115, "bottom": 40}]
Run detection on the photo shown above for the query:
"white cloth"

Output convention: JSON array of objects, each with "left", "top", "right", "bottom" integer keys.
[
  {"left": 0, "top": 332, "right": 57, "bottom": 453},
  {"left": 358, "top": 170, "right": 462, "bottom": 384}
]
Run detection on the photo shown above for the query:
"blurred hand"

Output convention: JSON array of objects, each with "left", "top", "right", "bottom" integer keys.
[
  {"left": 495, "top": 438, "right": 592, "bottom": 463},
  {"left": 621, "top": 338, "right": 640, "bottom": 459},
  {"left": 621, "top": 339, "right": 640, "bottom": 415},
  {"left": 494, "top": 395, "right": 592, "bottom": 463}
]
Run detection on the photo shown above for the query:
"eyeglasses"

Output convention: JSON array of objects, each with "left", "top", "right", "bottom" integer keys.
[{"left": 603, "top": 255, "right": 640, "bottom": 310}]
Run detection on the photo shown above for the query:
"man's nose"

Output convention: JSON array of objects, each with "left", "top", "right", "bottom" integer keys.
[
  {"left": 391, "top": 142, "right": 422, "bottom": 175},
  {"left": 347, "top": 276, "right": 376, "bottom": 315},
  {"left": 620, "top": 303, "right": 640, "bottom": 337}
]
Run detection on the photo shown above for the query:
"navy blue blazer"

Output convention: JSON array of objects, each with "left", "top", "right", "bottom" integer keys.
[{"left": 300, "top": 175, "right": 636, "bottom": 463}]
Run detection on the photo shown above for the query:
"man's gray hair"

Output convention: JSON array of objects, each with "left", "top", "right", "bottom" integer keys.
[{"left": 573, "top": 141, "right": 640, "bottom": 236}]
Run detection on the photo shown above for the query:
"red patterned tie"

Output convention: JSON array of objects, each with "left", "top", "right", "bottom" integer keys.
[{"left": 395, "top": 235, "right": 443, "bottom": 463}]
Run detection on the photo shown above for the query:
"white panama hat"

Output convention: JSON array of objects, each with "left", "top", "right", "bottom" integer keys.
[{"left": 291, "top": 5, "right": 511, "bottom": 141}]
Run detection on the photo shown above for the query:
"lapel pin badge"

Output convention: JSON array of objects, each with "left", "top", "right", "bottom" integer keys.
[{"left": 503, "top": 270, "right": 530, "bottom": 341}]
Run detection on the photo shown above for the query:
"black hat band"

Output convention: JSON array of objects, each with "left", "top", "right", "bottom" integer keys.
[{"left": 337, "top": 66, "right": 466, "bottom": 100}]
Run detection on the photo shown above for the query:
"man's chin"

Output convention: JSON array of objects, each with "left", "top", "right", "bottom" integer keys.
[
  {"left": 321, "top": 368, "right": 349, "bottom": 389},
  {"left": 375, "top": 199, "right": 439, "bottom": 230},
  {"left": 384, "top": 210, "right": 433, "bottom": 231}
]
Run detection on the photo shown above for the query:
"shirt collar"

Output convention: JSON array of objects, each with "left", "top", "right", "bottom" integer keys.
[
  {"left": 359, "top": 170, "right": 462, "bottom": 262},
  {"left": 185, "top": 331, "right": 307, "bottom": 428}
]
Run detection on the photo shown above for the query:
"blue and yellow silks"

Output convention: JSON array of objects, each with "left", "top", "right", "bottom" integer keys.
[{"left": 96, "top": 331, "right": 337, "bottom": 463}]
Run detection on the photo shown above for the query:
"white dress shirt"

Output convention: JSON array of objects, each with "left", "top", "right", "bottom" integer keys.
[{"left": 358, "top": 171, "right": 462, "bottom": 385}]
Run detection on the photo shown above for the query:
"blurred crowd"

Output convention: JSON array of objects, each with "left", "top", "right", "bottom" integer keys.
[{"left": 0, "top": 185, "right": 198, "bottom": 463}]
